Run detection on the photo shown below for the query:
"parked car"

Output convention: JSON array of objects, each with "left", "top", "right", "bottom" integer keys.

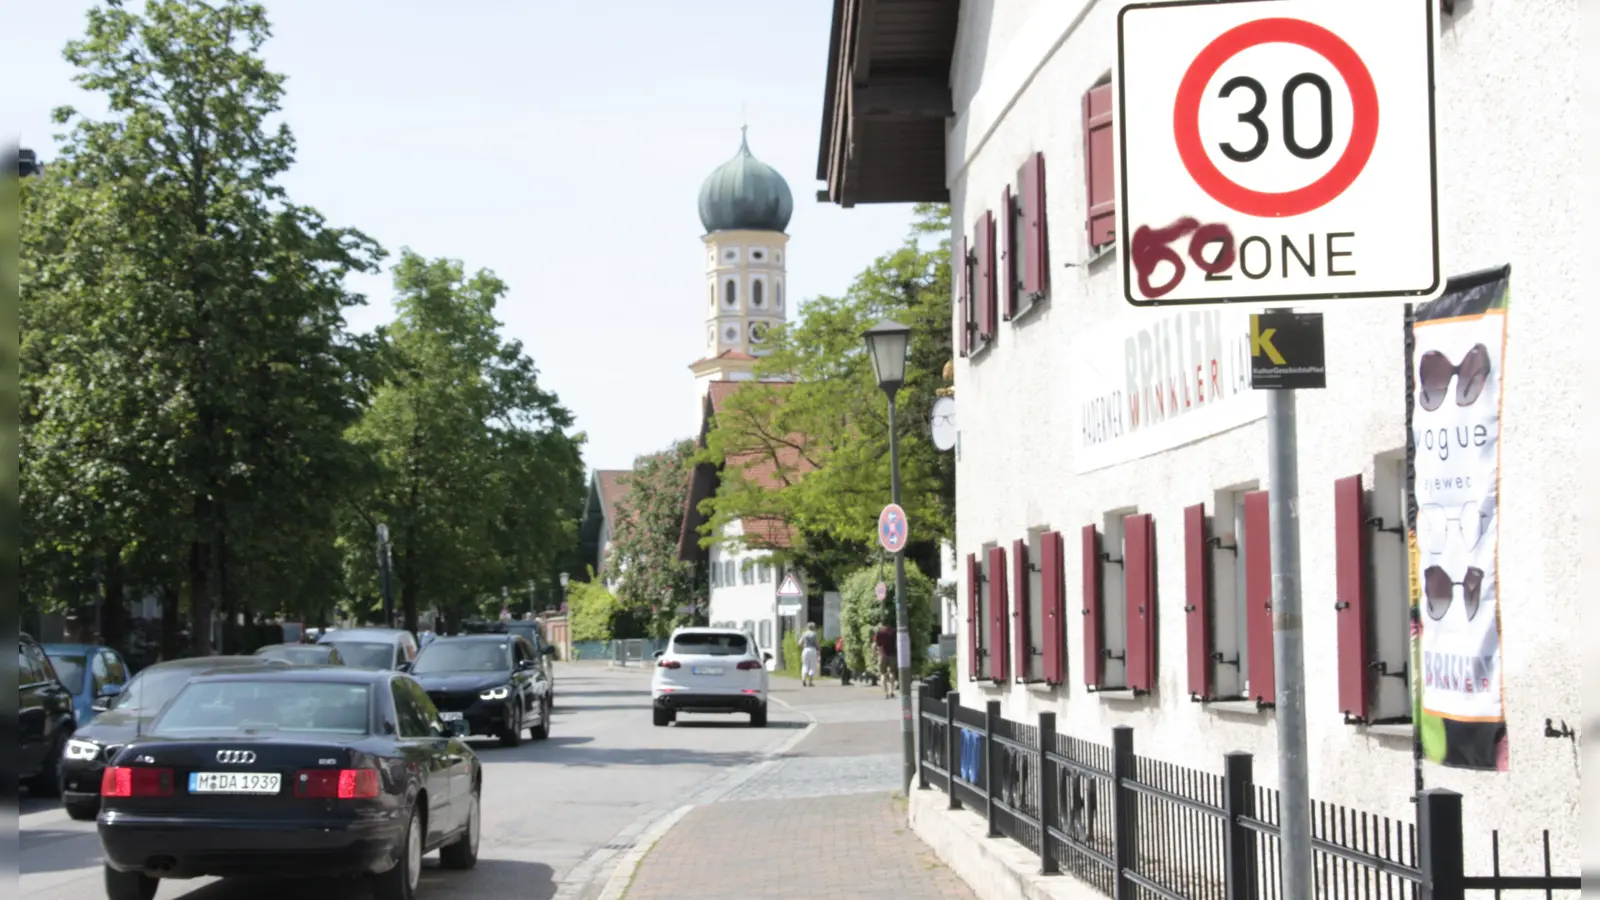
[
  {"left": 651, "top": 627, "right": 772, "bottom": 728},
  {"left": 43, "top": 643, "right": 131, "bottom": 728},
  {"left": 254, "top": 643, "right": 345, "bottom": 666},
  {"left": 60, "top": 656, "right": 280, "bottom": 821},
  {"left": 492, "top": 620, "right": 558, "bottom": 705},
  {"left": 409, "top": 634, "right": 551, "bottom": 747},
  {"left": 97, "top": 665, "right": 481, "bottom": 900},
  {"left": 317, "top": 627, "right": 418, "bottom": 671},
  {"left": 19, "top": 632, "right": 78, "bottom": 798}
]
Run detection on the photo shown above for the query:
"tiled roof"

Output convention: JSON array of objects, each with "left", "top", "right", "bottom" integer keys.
[
  {"left": 677, "top": 380, "right": 812, "bottom": 554},
  {"left": 595, "top": 469, "right": 633, "bottom": 526},
  {"left": 688, "top": 349, "right": 758, "bottom": 368}
]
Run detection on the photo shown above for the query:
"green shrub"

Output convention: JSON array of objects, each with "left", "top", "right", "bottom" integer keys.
[
  {"left": 567, "top": 568, "right": 621, "bottom": 642},
  {"left": 838, "top": 564, "right": 935, "bottom": 673}
]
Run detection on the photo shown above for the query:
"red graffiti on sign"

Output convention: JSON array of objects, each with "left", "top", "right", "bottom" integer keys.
[{"left": 1130, "top": 218, "right": 1237, "bottom": 300}]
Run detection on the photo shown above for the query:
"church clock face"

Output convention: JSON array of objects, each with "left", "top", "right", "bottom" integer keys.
[
  {"left": 722, "top": 324, "right": 741, "bottom": 345},
  {"left": 748, "top": 321, "right": 768, "bottom": 343}
]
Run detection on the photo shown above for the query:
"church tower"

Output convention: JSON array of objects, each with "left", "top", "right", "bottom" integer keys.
[{"left": 688, "top": 127, "right": 795, "bottom": 401}]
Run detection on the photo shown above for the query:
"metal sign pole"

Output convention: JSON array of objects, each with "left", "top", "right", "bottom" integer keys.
[
  {"left": 887, "top": 394, "right": 915, "bottom": 793},
  {"left": 1267, "top": 377, "right": 1312, "bottom": 900}
]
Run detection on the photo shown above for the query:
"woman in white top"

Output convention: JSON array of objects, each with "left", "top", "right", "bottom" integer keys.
[{"left": 798, "top": 622, "right": 821, "bottom": 687}]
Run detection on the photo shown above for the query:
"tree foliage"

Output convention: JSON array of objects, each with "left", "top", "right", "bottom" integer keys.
[
  {"left": 693, "top": 204, "right": 955, "bottom": 588},
  {"left": 603, "top": 441, "right": 704, "bottom": 639},
  {"left": 565, "top": 567, "right": 620, "bottom": 642}
]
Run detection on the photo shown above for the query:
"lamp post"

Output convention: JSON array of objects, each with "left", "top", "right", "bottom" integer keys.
[
  {"left": 862, "top": 317, "right": 916, "bottom": 793},
  {"left": 558, "top": 571, "right": 570, "bottom": 611}
]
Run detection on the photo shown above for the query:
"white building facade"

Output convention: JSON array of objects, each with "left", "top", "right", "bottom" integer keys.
[{"left": 820, "top": 0, "right": 1578, "bottom": 883}]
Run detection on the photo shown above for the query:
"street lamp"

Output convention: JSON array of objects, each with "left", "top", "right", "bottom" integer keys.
[
  {"left": 559, "top": 572, "right": 570, "bottom": 610},
  {"left": 862, "top": 317, "right": 916, "bottom": 793}
]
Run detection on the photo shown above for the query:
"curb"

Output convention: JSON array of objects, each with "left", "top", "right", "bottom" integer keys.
[{"left": 556, "top": 698, "right": 819, "bottom": 900}]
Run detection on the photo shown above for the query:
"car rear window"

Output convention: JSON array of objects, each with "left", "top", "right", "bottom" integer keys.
[
  {"left": 327, "top": 641, "right": 394, "bottom": 669},
  {"left": 671, "top": 633, "right": 748, "bottom": 656},
  {"left": 154, "top": 681, "right": 372, "bottom": 735},
  {"left": 257, "top": 646, "right": 336, "bottom": 665}
]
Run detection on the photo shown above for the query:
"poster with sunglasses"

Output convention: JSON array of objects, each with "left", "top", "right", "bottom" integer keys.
[{"left": 1405, "top": 264, "right": 1510, "bottom": 772}]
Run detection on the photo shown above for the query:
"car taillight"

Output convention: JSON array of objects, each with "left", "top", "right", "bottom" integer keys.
[
  {"left": 658, "top": 659, "right": 681, "bottom": 669},
  {"left": 101, "top": 766, "right": 174, "bottom": 798},
  {"left": 736, "top": 660, "right": 763, "bottom": 670},
  {"left": 295, "top": 768, "right": 381, "bottom": 799}
]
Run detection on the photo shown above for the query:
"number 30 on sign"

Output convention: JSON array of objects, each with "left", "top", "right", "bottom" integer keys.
[{"left": 1115, "top": 0, "right": 1443, "bottom": 307}]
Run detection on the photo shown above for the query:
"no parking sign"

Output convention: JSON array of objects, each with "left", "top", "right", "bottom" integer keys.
[
  {"left": 878, "top": 504, "right": 909, "bottom": 554},
  {"left": 1116, "top": 0, "right": 1442, "bottom": 307}
]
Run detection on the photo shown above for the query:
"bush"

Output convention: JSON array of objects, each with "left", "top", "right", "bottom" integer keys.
[
  {"left": 838, "top": 564, "right": 935, "bottom": 674},
  {"left": 567, "top": 568, "right": 621, "bottom": 642}
]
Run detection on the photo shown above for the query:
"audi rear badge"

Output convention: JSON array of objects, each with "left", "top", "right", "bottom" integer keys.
[{"left": 216, "top": 750, "right": 257, "bottom": 764}]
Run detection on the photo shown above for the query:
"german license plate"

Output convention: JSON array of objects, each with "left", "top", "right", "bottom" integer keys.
[
  {"left": 438, "top": 711, "right": 463, "bottom": 721},
  {"left": 692, "top": 666, "right": 724, "bottom": 676},
  {"left": 189, "top": 772, "right": 281, "bottom": 795}
]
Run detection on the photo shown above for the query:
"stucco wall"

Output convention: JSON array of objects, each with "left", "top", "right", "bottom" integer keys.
[
  {"left": 947, "top": 0, "right": 1580, "bottom": 875},
  {"left": 707, "top": 519, "right": 784, "bottom": 655}
]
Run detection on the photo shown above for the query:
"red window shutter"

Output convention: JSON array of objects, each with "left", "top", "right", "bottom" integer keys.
[
  {"left": 1124, "top": 514, "right": 1155, "bottom": 693},
  {"left": 1012, "top": 538, "right": 1030, "bottom": 682},
  {"left": 987, "top": 545, "right": 1009, "bottom": 681},
  {"left": 1334, "top": 475, "right": 1371, "bottom": 720},
  {"left": 977, "top": 212, "right": 996, "bottom": 340},
  {"left": 1083, "top": 83, "right": 1116, "bottom": 249},
  {"left": 1041, "top": 530, "right": 1065, "bottom": 685},
  {"left": 1183, "top": 503, "right": 1213, "bottom": 700},
  {"left": 1022, "top": 152, "right": 1049, "bottom": 296},
  {"left": 1081, "top": 525, "right": 1103, "bottom": 688},
  {"left": 1002, "top": 186, "right": 1018, "bottom": 320},
  {"left": 957, "top": 235, "right": 970, "bottom": 357},
  {"left": 965, "top": 552, "right": 981, "bottom": 679},
  {"left": 1244, "top": 490, "right": 1275, "bottom": 704}
]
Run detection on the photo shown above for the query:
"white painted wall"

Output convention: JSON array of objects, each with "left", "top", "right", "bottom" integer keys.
[
  {"left": 705, "top": 518, "right": 785, "bottom": 656},
  {"left": 948, "top": 0, "right": 1579, "bottom": 876}
]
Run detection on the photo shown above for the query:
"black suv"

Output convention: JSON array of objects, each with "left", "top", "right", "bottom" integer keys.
[
  {"left": 494, "top": 620, "right": 558, "bottom": 705},
  {"left": 19, "top": 633, "right": 77, "bottom": 797},
  {"left": 409, "top": 634, "right": 552, "bottom": 747}
]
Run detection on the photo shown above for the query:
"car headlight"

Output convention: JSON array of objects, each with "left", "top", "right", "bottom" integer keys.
[
  {"left": 480, "top": 685, "right": 511, "bottom": 701},
  {"left": 65, "top": 739, "right": 101, "bottom": 761}
]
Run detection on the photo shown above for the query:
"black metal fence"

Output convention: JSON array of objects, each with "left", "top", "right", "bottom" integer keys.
[{"left": 916, "top": 687, "right": 1578, "bottom": 900}]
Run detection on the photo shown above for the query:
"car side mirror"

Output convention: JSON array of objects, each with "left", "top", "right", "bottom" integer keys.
[
  {"left": 519, "top": 658, "right": 538, "bottom": 669},
  {"left": 652, "top": 649, "right": 665, "bottom": 659},
  {"left": 98, "top": 682, "right": 124, "bottom": 699},
  {"left": 396, "top": 661, "right": 412, "bottom": 672}
]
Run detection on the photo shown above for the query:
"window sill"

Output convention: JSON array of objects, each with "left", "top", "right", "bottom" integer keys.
[
  {"left": 1006, "top": 295, "right": 1047, "bottom": 326},
  {"left": 1362, "top": 723, "right": 1414, "bottom": 740},
  {"left": 1092, "top": 687, "right": 1143, "bottom": 701},
  {"left": 967, "top": 337, "right": 995, "bottom": 361},
  {"left": 1206, "top": 699, "right": 1268, "bottom": 716}
]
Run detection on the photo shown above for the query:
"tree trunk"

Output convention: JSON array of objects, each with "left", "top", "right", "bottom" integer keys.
[
  {"left": 161, "top": 583, "right": 182, "bottom": 661},
  {"left": 397, "top": 540, "right": 419, "bottom": 634},
  {"left": 100, "top": 548, "right": 128, "bottom": 653},
  {"left": 217, "top": 525, "right": 238, "bottom": 653},
  {"left": 189, "top": 537, "right": 214, "bottom": 656}
]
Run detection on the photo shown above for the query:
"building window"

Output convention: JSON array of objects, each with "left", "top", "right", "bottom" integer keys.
[
  {"left": 709, "top": 283, "right": 716, "bottom": 309},
  {"left": 741, "top": 563, "right": 754, "bottom": 586},
  {"left": 724, "top": 560, "right": 736, "bottom": 585},
  {"left": 1017, "top": 528, "right": 1049, "bottom": 683},
  {"left": 752, "top": 248, "right": 765, "bottom": 261},
  {"left": 725, "top": 279, "right": 737, "bottom": 308},
  {"left": 965, "top": 551, "right": 986, "bottom": 681},
  {"left": 1083, "top": 76, "right": 1116, "bottom": 251},
  {"left": 711, "top": 561, "right": 721, "bottom": 588},
  {"left": 751, "top": 278, "right": 765, "bottom": 308},
  {"left": 1004, "top": 152, "right": 1050, "bottom": 321},
  {"left": 1341, "top": 454, "right": 1412, "bottom": 724},
  {"left": 1083, "top": 510, "right": 1153, "bottom": 693},
  {"left": 776, "top": 280, "right": 784, "bottom": 310},
  {"left": 1196, "top": 486, "right": 1260, "bottom": 702}
]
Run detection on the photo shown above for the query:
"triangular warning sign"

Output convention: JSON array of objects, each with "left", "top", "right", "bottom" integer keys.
[{"left": 777, "top": 573, "right": 803, "bottom": 597}]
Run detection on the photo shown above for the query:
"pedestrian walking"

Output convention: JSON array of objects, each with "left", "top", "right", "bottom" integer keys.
[
  {"left": 873, "top": 619, "right": 898, "bottom": 698},
  {"left": 798, "top": 622, "right": 821, "bottom": 687}
]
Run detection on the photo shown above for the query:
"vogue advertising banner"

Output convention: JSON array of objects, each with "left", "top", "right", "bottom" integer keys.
[
  {"left": 1405, "top": 265, "right": 1510, "bottom": 772},
  {"left": 1070, "top": 308, "right": 1265, "bottom": 473}
]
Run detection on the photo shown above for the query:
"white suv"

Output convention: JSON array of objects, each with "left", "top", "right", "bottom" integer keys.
[{"left": 651, "top": 627, "right": 771, "bottom": 727}]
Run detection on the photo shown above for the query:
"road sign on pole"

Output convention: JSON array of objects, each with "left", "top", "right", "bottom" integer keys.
[
  {"left": 875, "top": 582, "right": 888, "bottom": 601},
  {"left": 877, "top": 503, "right": 909, "bottom": 554},
  {"left": 777, "top": 573, "right": 804, "bottom": 597},
  {"left": 1116, "top": 0, "right": 1442, "bottom": 307}
]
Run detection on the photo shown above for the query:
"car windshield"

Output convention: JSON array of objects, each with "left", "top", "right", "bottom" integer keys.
[
  {"left": 113, "top": 667, "right": 217, "bottom": 713},
  {"left": 672, "top": 633, "right": 749, "bottom": 656},
  {"left": 327, "top": 641, "right": 394, "bottom": 669},
  {"left": 257, "top": 646, "right": 335, "bottom": 665},
  {"left": 154, "top": 680, "right": 372, "bottom": 735},
  {"left": 411, "top": 641, "right": 508, "bottom": 674},
  {"left": 46, "top": 654, "right": 87, "bottom": 695}
]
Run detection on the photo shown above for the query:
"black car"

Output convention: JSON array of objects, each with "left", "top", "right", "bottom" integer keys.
[
  {"left": 98, "top": 666, "right": 481, "bottom": 900},
  {"left": 318, "top": 627, "right": 419, "bottom": 671},
  {"left": 254, "top": 643, "right": 346, "bottom": 666},
  {"left": 409, "top": 634, "right": 551, "bottom": 747},
  {"left": 19, "top": 632, "right": 77, "bottom": 798},
  {"left": 61, "top": 656, "right": 282, "bottom": 821},
  {"left": 492, "top": 620, "right": 559, "bottom": 705}
]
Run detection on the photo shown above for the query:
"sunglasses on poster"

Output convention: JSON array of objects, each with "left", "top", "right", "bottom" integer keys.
[
  {"left": 1418, "top": 500, "right": 1491, "bottom": 556},
  {"left": 1417, "top": 343, "right": 1491, "bottom": 412},
  {"left": 1423, "top": 565, "right": 1485, "bottom": 622}
]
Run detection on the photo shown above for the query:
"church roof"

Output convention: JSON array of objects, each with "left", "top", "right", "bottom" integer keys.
[{"left": 697, "top": 128, "right": 794, "bottom": 234}]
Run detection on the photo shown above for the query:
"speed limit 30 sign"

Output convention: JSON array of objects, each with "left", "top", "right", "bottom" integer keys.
[{"left": 1116, "top": 0, "right": 1442, "bottom": 307}]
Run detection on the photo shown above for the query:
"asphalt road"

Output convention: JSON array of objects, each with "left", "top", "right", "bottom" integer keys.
[{"left": 18, "top": 662, "right": 807, "bottom": 900}]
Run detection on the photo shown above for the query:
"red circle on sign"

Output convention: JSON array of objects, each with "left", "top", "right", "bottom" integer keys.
[{"left": 1172, "top": 17, "right": 1379, "bottom": 218}]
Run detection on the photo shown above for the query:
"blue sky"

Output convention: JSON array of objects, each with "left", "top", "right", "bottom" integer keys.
[{"left": 5, "top": 1, "right": 919, "bottom": 472}]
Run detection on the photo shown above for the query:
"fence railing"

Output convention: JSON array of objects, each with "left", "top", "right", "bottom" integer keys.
[{"left": 916, "top": 686, "right": 1578, "bottom": 900}]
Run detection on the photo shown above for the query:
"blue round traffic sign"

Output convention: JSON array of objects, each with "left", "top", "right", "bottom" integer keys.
[{"left": 878, "top": 503, "right": 909, "bottom": 554}]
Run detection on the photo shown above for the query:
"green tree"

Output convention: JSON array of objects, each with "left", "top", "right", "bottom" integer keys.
[
  {"left": 565, "top": 568, "right": 621, "bottom": 642},
  {"left": 694, "top": 204, "right": 954, "bottom": 588},
  {"left": 21, "top": 0, "right": 385, "bottom": 654},
  {"left": 604, "top": 441, "right": 704, "bottom": 638},
  {"left": 343, "top": 250, "right": 584, "bottom": 634},
  {"left": 837, "top": 563, "right": 935, "bottom": 674}
]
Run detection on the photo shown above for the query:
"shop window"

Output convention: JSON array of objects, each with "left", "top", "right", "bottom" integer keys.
[
  {"left": 1015, "top": 529, "right": 1050, "bottom": 683},
  {"left": 1084, "top": 510, "right": 1150, "bottom": 692}
]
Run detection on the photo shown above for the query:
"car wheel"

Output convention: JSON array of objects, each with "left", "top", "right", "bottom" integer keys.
[
  {"left": 371, "top": 804, "right": 422, "bottom": 900},
  {"left": 530, "top": 698, "right": 550, "bottom": 741},
  {"left": 652, "top": 706, "right": 673, "bottom": 727},
  {"left": 103, "top": 864, "right": 159, "bottom": 900},
  {"left": 65, "top": 796, "right": 100, "bottom": 821},
  {"left": 438, "top": 789, "right": 480, "bottom": 870},
  {"left": 750, "top": 704, "right": 768, "bottom": 728},
  {"left": 26, "top": 739, "right": 64, "bottom": 798},
  {"left": 499, "top": 703, "right": 523, "bottom": 748}
]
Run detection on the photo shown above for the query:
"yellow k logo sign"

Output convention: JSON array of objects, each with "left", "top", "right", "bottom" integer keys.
[{"left": 1250, "top": 315, "right": 1287, "bottom": 365}]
